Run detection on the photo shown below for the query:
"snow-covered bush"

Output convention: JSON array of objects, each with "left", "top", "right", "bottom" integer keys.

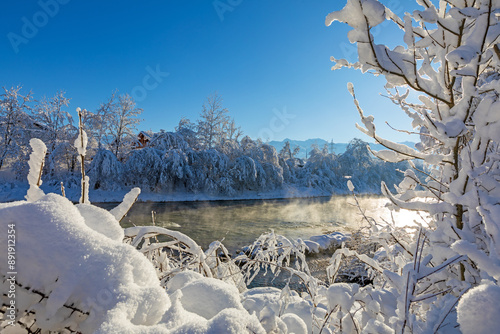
[
  {"left": 123, "top": 147, "right": 165, "bottom": 191},
  {"left": 161, "top": 148, "right": 192, "bottom": 191},
  {"left": 324, "top": 0, "right": 500, "bottom": 332},
  {"left": 148, "top": 130, "right": 190, "bottom": 151},
  {"left": 87, "top": 149, "right": 124, "bottom": 190}
]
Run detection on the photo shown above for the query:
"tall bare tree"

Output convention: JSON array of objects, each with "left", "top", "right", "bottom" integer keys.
[
  {"left": 84, "top": 90, "right": 117, "bottom": 150},
  {"left": 197, "top": 93, "right": 231, "bottom": 149},
  {"left": 107, "top": 93, "right": 143, "bottom": 160}
]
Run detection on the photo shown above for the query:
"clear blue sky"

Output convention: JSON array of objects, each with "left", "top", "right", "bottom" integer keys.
[{"left": 1, "top": 0, "right": 416, "bottom": 143}]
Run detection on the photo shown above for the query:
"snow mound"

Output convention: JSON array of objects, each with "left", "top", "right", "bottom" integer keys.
[
  {"left": 0, "top": 194, "right": 169, "bottom": 332},
  {"left": 242, "top": 287, "right": 313, "bottom": 333},
  {"left": 457, "top": 283, "right": 500, "bottom": 334},
  {"left": 76, "top": 203, "right": 124, "bottom": 241},
  {"left": 178, "top": 277, "right": 244, "bottom": 319}
]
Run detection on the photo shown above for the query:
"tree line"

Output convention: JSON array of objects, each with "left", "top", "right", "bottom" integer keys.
[{"left": 0, "top": 87, "right": 407, "bottom": 195}]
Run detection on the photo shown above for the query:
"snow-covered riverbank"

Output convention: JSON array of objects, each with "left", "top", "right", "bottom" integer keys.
[{"left": 0, "top": 180, "right": 349, "bottom": 203}]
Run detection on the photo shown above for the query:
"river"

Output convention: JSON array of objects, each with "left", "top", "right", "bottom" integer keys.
[{"left": 96, "top": 195, "right": 418, "bottom": 254}]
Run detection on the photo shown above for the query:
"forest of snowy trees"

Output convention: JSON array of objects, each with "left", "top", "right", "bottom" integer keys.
[{"left": 0, "top": 89, "right": 408, "bottom": 198}]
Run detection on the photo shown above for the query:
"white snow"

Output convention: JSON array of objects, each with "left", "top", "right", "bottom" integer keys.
[
  {"left": 175, "top": 277, "right": 244, "bottom": 319},
  {"left": 110, "top": 187, "right": 141, "bottom": 222},
  {"left": 74, "top": 129, "right": 88, "bottom": 157},
  {"left": 76, "top": 203, "right": 124, "bottom": 241},
  {"left": 307, "top": 232, "right": 350, "bottom": 252},
  {"left": 0, "top": 194, "right": 170, "bottom": 332},
  {"left": 25, "top": 138, "right": 47, "bottom": 202},
  {"left": 457, "top": 283, "right": 500, "bottom": 334},
  {"left": 3, "top": 1, "right": 500, "bottom": 332},
  {"left": 0, "top": 193, "right": 274, "bottom": 333},
  {"left": 347, "top": 179, "right": 355, "bottom": 192}
]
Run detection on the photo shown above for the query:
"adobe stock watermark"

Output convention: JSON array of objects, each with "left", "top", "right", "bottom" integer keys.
[
  {"left": 213, "top": 0, "right": 243, "bottom": 22},
  {"left": 7, "top": 0, "right": 71, "bottom": 54},
  {"left": 130, "top": 65, "right": 169, "bottom": 102},
  {"left": 258, "top": 107, "right": 296, "bottom": 142},
  {"left": 81, "top": 276, "right": 119, "bottom": 314}
]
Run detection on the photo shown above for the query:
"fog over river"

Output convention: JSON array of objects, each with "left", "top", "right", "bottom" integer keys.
[{"left": 96, "top": 195, "right": 422, "bottom": 254}]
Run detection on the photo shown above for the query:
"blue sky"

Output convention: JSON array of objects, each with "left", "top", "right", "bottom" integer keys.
[{"left": 1, "top": 0, "right": 416, "bottom": 143}]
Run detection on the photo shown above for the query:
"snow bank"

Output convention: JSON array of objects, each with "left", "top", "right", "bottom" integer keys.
[
  {"left": 76, "top": 203, "right": 124, "bottom": 241},
  {"left": 172, "top": 277, "right": 244, "bottom": 319}
]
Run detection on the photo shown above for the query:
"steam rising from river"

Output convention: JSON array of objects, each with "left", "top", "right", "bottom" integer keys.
[{"left": 106, "top": 196, "right": 423, "bottom": 253}]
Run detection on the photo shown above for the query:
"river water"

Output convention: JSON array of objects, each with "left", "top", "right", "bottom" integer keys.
[{"left": 96, "top": 195, "right": 417, "bottom": 254}]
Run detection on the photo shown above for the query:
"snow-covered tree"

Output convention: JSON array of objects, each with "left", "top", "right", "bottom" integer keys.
[
  {"left": 226, "top": 118, "right": 243, "bottom": 142},
  {"left": 123, "top": 147, "right": 164, "bottom": 191},
  {"left": 85, "top": 91, "right": 116, "bottom": 150},
  {"left": 87, "top": 148, "right": 124, "bottom": 190},
  {"left": 197, "top": 93, "right": 231, "bottom": 149},
  {"left": 175, "top": 117, "right": 198, "bottom": 148},
  {"left": 32, "top": 91, "right": 73, "bottom": 151},
  {"left": 32, "top": 91, "right": 75, "bottom": 176},
  {"left": 0, "top": 86, "right": 32, "bottom": 170},
  {"left": 187, "top": 149, "right": 231, "bottom": 194},
  {"left": 107, "top": 93, "right": 143, "bottom": 160},
  {"left": 161, "top": 148, "right": 192, "bottom": 191},
  {"left": 149, "top": 130, "right": 190, "bottom": 151},
  {"left": 279, "top": 141, "right": 293, "bottom": 160},
  {"left": 327, "top": 0, "right": 500, "bottom": 331}
]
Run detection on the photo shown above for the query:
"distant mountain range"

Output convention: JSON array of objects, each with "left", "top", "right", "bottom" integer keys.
[{"left": 268, "top": 138, "right": 416, "bottom": 159}]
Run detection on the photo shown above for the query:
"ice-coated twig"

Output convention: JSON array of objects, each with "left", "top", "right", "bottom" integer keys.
[
  {"left": 74, "top": 107, "right": 89, "bottom": 204},
  {"left": 110, "top": 187, "right": 141, "bottom": 222},
  {"left": 25, "top": 138, "right": 47, "bottom": 202}
]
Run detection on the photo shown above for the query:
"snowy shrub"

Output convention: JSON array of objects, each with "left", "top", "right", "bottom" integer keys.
[
  {"left": 261, "top": 162, "right": 284, "bottom": 190},
  {"left": 123, "top": 225, "right": 212, "bottom": 285},
  {"left": 187, "top": 149, "right": 232, "bottom": 194},
  {"left": 123, "top": 147, "right": 165, "bottom": 191},
  {"left": 160, "top": 148, "right": 191, "bottom": 191},
  {"left": 148, "top": 130, "right": 190, "bottom": 151},
  {"left": 87, "top": 149, "right": 124, "bottom": 191},
  {"left": 229, "top": 156, "right": 259, "bottom": 191}
]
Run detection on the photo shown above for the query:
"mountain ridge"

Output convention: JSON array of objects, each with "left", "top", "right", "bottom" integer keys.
[{"left": 268, "top": 138, "right": 416, "bottom": 159}]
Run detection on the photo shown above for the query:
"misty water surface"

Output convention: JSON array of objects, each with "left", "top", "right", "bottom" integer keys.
[{"left": 97, "top": 196, "right": 420, "bottom": 254}]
